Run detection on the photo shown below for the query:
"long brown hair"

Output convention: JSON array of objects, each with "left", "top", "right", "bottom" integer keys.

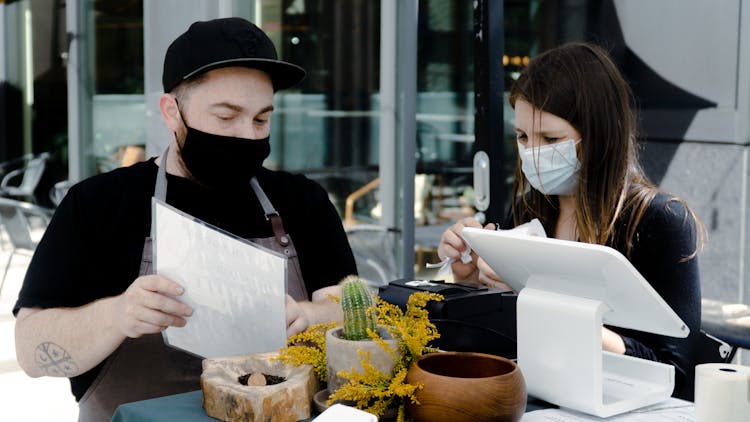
[{"left": 508, "top": 42, "right": 702, "bottom": 258}]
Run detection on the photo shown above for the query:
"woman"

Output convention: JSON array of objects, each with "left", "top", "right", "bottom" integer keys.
[{"left": 438, "top": 42, "right": 702, "bottom": 398}]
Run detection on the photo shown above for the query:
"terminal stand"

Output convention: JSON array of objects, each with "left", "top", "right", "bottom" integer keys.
[{"left": 517, "top": 285, "right": 675, "bottom": 417}]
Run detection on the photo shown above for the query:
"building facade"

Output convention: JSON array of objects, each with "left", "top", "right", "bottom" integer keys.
[{"left": 1, "top": 0, "right": 748, "bottom": 359}]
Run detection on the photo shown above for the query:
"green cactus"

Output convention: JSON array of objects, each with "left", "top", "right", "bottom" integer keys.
[{"left": 340, "top": 276, "right": 376, "bottom": 340}]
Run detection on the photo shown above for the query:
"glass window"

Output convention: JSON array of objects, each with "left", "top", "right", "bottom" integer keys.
[
  {"left": 257, "top": 0, "right": 382, "bottom": 221},
  {"left": 1, "top": 0, "right": 69, "bottom": 206},
  {"left": 415, "top": 0, "right": 475, "bottom": 227},
  {"left": 256, "top": 0, "right": 480, "bottom": 277},
  {"left": 91, "top": 0, "right": 146, "bottom": 174},
  {"left": 94, "top": 1, "right": 144, "bottom": 95}
]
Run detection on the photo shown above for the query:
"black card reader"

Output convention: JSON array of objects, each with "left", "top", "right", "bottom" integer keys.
[{"left": 379, "top": 279, "right": 518, "bottom": 359}]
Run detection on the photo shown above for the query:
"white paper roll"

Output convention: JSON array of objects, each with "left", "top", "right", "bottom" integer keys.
[{"left": 695, "top": 363, "right": 750, "bottom": 422}]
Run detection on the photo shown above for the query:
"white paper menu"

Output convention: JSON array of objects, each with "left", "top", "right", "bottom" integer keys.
[{"left": 153, "top": 199, "right": 288, "bottom": 358}]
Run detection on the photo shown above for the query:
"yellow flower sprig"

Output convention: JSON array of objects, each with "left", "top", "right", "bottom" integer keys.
[
  {"left": 326, "top": 291, "right": 443, "bottom": 422},
  {"left": 378, "top": 292, "right": 443, "bottom": 363},
  {"left": 275, "top": 321, "right": 338, "bottom": 382},
  {"left": 277, "top": 290, "right": 443, "bottom": 422},
  {"left": 328, "top": 350, "right": 421, "bottom": 422}
]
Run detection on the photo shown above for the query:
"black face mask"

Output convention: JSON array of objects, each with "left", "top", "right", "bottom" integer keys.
[{"left": 178, "top": 126, "right": 271, "bottom": 189}]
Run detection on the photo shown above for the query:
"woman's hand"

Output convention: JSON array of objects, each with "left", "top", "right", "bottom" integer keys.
[
  {"left": 476, "top": 256, "right": 512, "bottom": 291},
  {"left": 602, "top": 327, "right": 626, "bottom": 354},
  {"left": 437, "top": 217, "right": 506, "bottom": 287}
]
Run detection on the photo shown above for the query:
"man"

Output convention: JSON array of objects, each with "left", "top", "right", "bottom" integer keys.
[{"left": 14, "top": 17, "right": 356, "bottom": 420}]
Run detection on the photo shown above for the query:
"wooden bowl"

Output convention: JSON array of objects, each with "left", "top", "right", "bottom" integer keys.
[{"left": 406, "top": 352, "right": 526, "bottom": 422}]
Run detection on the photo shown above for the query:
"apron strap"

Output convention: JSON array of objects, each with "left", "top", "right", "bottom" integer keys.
[
  {"left": 250, "top": 177, "right": 290, "bottom": 247},
  {"left": 155, "top": 147, "right": 168, "bottom": 202},
  {"left": 154, "top": 150, "right": 289, "bottom": 248},
  {"left": 151, "top": 146, "right": 170, "bottom": 240}
]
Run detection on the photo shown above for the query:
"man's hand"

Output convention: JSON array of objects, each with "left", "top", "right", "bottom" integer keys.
[
  {"left": 14, "top": 276, "right": 191, "bottom": 379},
  {"left": 285, "top": 286, "right": 343, "bottom": 337},
  {"left": 113, "top": 275, "right": 193, "bottom": 338},
  {"left": 285, "top": 295, "right": 309, "bottom": 337}
]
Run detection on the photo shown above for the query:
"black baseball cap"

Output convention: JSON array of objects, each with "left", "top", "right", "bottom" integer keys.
[{"left": 162, "top": 17, "right": 306, "bottom": 92}]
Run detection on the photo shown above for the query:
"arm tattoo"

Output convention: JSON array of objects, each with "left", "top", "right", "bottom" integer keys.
[{"left": 34, "top": 342, "right": 79, "bottom": 376}]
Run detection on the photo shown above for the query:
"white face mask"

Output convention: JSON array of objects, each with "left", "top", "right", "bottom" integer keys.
[{"left": 517, "top": 139, "right": 581, "bottom": 195}]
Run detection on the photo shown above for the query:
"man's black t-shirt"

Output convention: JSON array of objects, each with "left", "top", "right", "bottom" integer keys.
[{"left": 14, "top": 158, "right": 357, "bottom": 399}]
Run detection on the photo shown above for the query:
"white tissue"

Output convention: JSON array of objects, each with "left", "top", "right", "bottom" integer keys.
[
  {"left": 503, "top": 218, "right": 547, "bottom": 238},
  {"left": 695, "top": 363, "right": 750, "bottom": 422},
  {"left": 426, "top": 218, "right": 546, "bottom": 276}
]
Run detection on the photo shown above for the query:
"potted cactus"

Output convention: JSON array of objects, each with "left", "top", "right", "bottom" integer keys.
[
  {"left": 339, "top": 276, "right": 377, "bottom": 340},
  {"left": 325, "top": 276, "right": 400, "bottom": 394},
  {"left": 277, "top": 275, "right": 444, "bottom": 420}
]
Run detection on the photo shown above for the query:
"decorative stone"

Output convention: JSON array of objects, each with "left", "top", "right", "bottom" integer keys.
[
  {"left": 201, "top": 351, "right": 318, "bottom": 422},
  {"left": 245, "top": 372, "right": 266, "bottom": 387}
]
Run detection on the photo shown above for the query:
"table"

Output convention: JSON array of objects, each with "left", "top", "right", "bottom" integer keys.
[
  {"left": 111, "top": 390, "right": 554, "bottom": 421},
  {"left": 112, "top": 391, "right": 215, "bottom": 422}
]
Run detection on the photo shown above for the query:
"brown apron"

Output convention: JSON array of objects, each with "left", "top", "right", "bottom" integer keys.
[{"left": 77, "top": 154, "right": 307, "bottom": 421}]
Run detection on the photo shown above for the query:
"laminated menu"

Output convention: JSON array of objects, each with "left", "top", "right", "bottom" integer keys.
[{"left": 153, "top": 199, "right": 288, "bottom": 358}]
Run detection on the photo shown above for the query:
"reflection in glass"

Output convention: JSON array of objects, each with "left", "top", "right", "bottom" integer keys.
[{"left": 91, "top": 0, "right": 146, "bottom": 175}]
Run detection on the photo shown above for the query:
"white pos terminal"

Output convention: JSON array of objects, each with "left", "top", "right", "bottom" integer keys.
[{"left": 462, "top": 227, "right": 689, "bottom": 417}]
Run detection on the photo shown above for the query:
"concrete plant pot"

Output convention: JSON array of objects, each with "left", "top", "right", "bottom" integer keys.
[{"left": 325, "top": 326, "right": 400, "bottom": 395}]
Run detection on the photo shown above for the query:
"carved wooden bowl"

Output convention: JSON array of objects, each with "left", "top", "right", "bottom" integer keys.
[{"left": 406, "top": 352, "right": 526, "bottom": 422}]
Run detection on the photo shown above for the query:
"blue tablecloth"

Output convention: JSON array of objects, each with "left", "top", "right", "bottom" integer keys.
[
  {"left": 112, "top": 391, "right": 217, "bottom": 422},
  {"left": 111, "top": 390, "right": 553, "bottom": 421}
]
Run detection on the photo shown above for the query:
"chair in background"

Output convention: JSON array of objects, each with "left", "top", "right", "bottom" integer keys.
[
  {"left": 695, "top": 330, "right": 738, "bottom": 363},
  {"left": 96, "top": 145, "right": 147, "bottom": 173},
  {"left": 0, "top": 152, "right": 50, "bottom": 203},
  {"left": 49, "top": 180, "right": 74, "bottom": 206},
  {"left": 345, "top": 224, "right": 400, "bottom": 289},
  {"left": 679, "top": 325, "right": 745, "bottom": 401},
  {"left": 0, "top": 197, "right": 53, "bottom": 297},
  {"left": 344, "top": 174, "right": 437, "bottom": 227},
  {"left": 344, "top": 178, "right": 382, "bottom": 227},
  {"left": 343, "top": 175, "right": 452, "bottom": 280}
]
